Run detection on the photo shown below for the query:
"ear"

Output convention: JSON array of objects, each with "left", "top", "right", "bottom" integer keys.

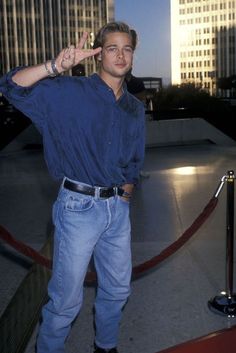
[{"left": 97, "top": 53, "right": 102, "bottom": 61}]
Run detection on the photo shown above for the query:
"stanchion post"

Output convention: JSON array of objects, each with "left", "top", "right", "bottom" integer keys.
[
  {"left": 226, "top": 170, "right": 234, "bottom": 298},
  {"left": 208, "top": 170, "right": 236, "bottom": 317}
]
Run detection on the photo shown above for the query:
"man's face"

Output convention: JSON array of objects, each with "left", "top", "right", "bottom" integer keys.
[{"left": 100, "top": 32, "right": 134, "bottom": 79}]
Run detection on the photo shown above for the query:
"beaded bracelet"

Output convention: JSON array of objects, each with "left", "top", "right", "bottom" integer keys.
[{"left": 122, "top": 191, "right": 132, "bottom": 198}]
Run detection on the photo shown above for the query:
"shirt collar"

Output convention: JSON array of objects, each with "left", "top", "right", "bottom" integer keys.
[
  {"left": 90, "top": 73, "right": 128, "bottom": 95},
  {"left": 89, "top": 74, "right": 140, "bottom": 115}
]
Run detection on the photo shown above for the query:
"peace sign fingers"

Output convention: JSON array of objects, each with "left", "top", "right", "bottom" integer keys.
[{"left": 76, "top": 32, "right": 89, "bottom": 50}]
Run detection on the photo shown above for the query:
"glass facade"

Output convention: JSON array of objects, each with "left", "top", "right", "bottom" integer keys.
[
  {"left": 0, "top": 0, "right": 114, "bottom": 76},
  {"left": 171, "top": 0, "right": 236, "bottom": 96}
]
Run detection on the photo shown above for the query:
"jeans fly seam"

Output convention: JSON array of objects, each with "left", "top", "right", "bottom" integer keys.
[{"left": 104, "top": 199, "right": 112, "bottom": 231}]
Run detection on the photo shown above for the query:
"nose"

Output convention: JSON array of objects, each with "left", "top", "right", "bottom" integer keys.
[{"left": 117, "top": 49, "right": 124, "bottom": 58}]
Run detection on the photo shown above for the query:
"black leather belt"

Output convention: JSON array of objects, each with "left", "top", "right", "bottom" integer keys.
[{"left": 63, "top": 179, "right": 124, "bottom": 198}]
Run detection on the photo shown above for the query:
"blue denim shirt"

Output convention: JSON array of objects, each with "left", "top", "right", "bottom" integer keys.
[{"left": 0, "top": 69, "right": 145, "bottom": 187}]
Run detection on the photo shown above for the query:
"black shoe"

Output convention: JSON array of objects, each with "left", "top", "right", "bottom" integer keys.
[{"left": 94, "top": 344, "right": 118, "bottom": 353}]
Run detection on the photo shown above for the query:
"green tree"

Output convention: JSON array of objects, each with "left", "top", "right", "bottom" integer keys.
[
  {"left": 153, "top": 83, "right": 231, "bottom": 118},
  {"left": 152, "top": 83, "right": 235, "bottom": 140}
]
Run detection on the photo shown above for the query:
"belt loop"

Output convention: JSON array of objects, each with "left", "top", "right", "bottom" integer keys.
[
  {"left": 95, "top": 186, "right": 101, "bottom": 199},
  {"left": 61, "top": 177, "right": 67, "bottom": 190}
]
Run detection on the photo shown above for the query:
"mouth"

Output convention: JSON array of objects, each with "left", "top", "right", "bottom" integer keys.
[{"left": 115, "top": 63, "right": 126, "bottom": 68}]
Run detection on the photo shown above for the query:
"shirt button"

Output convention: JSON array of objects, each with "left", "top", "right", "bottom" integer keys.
[{"left": 108, "top": 141, "right": 111, "bottom": 145}]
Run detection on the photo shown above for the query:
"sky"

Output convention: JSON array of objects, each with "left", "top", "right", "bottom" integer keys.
[{"left": 114, "top": 0, "right": 171, "bottom": 85}]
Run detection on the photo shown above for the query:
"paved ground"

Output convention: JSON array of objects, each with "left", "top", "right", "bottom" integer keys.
[{"left": 1, "top": 124, "right": 236, "bottom": 353}]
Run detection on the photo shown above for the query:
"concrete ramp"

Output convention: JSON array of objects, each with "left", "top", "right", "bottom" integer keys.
[{"left": 146, "top": 118, "right": 236, "bottom": 147}]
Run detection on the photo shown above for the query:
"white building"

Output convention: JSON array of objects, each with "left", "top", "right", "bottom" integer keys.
[
  {"left": 171, "top": 0, "right": 236, "bottom": 95},
  {"left": 0, "top": 0, "right": 114, "bottom": 76}
]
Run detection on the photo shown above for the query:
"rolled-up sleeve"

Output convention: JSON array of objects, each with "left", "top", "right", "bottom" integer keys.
[{"left": 0, "top": 67, "right": 52, "bottom": 132}]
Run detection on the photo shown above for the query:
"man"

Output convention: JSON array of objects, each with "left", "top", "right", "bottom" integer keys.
[
  {"left": 125, "top": 68, "right": 146, "bottom": 104},
  {"left": 0, "top": 22, "right": 145, "bottom": 353}
]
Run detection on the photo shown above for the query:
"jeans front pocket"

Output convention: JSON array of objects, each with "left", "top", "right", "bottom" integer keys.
[
  {"left": 57, "top": 192, "right": 96, "bottom": 237},
  {"left": 64, "top": 194, "right": 94, "bottom": 212},
  {"left": 117, "top": 195, "right": 130, "bottom": 205}
]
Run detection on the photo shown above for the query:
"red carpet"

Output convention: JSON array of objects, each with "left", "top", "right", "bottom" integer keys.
[{"left": 158, "top": 325, "right": 236, "bottom": 353}]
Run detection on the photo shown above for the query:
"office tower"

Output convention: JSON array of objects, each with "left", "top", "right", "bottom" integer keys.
[
  {"left": 0, "top": 0, "right": 114, "bottom": 76},
  {"left": 171, "top": 0, "right": 236, "bottom": 95}
]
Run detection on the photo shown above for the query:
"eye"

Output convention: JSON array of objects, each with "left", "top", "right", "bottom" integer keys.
[
  {"left": 106, "top": 46, "right": 118, "bottom": 54},
  {"left": 123, "top": 47, "right": 133, "bottom": 54}
]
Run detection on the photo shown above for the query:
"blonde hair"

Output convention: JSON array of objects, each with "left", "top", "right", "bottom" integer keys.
[{"left": 93, "top": 21, "right": 138, "bottom": 51}]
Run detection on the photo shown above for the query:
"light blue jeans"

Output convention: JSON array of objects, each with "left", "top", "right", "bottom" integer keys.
[{"left": 36, "top": 181, "right": 132, "bottom": 353}]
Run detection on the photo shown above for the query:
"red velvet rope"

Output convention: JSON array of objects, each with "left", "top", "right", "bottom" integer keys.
[
  {"left": 132, "top": 196, "right": 218, "bottom": 278},
  {"left": 0, "top": 225, "right": 52, "bottom": 270},
  {"left": 0, "top": 196, "right": 218, "bottom": 284}
]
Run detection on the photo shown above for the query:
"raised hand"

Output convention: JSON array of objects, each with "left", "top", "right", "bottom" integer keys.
[
  {"left": 11, "top": 32, "right": 102, "bottom": 87},
  {"left": 56, "top": 32, "right": 102, "bottom": 73}
]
